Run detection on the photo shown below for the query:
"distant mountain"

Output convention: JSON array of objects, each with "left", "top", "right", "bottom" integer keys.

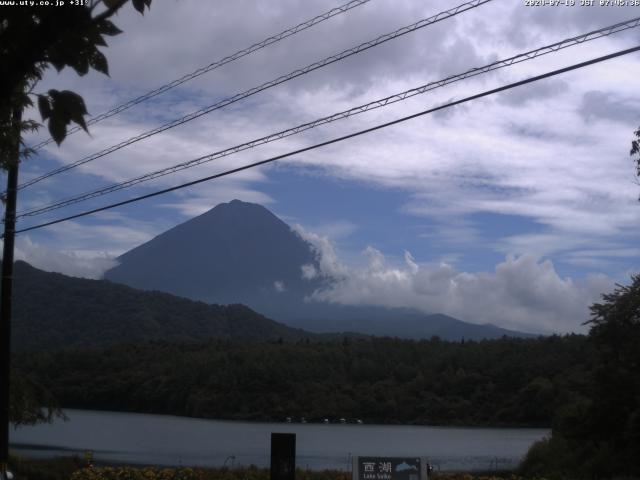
[
  {"left": 105, "top": 199, "right": 321, "bottom": 320},
  {"left": 104, "top": 199, "right": 535, "bottom": 341},
  {"left": 10, "top": 261, "right": 320, "bottom": 352},
  {"left": 294, "top": 309, "right": 535, "bottom": 340}
]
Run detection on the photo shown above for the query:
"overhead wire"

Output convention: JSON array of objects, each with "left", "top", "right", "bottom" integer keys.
[
  {"left": 16, "top": 15, "right": 640, "bottom": 219},
  {"left": 17, "top": 0, "right": 492, "bottom": 191},
  {"left": 12, "top": 45, "right": 640, "bottom": 236},
  {"left": 29, "top": 0, "right": 373, "bottom": 151}
]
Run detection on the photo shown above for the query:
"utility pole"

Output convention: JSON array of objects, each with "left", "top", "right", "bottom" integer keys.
[{"left": 0, "top": 106, "right": 21, "bottom": 479}]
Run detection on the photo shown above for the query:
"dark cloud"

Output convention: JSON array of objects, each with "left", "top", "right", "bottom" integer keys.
[
  {"left": 498, "top": 78, "right": 569, "bottom": 106},
  {"left": 431, "top": 99, "right": 469, "bottom": 120},
  {"left": 579, "top": 90, "right": 640, "bottom": 125},
  {"left": 503, "top": 3, "right": 640, "bottom": 49}
]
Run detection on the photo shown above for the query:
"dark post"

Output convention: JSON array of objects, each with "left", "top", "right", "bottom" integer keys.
[
  {"left": 270, "top": 433, "right": 295, "bottom": 480},
  {"left": 0, "top": 107, "right": 21, "bottom": 478}
]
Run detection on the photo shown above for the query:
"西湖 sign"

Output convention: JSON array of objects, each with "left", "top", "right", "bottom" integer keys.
[{"left": 354, "top": 457, "right": 423, "bottom": 480}]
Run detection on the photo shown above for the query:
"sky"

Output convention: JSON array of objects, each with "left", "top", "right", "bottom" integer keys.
[{"left": 5, "top": 0, "right": 640, "bottom": 334}]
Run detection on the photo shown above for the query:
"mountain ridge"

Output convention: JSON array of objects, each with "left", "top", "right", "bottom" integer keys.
[{"left": 10, "top": 260, "right": 324, "bottom": 352}]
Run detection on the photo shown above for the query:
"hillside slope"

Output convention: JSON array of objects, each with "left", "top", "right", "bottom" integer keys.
[{"left": 11, "top": 261, "right": 317, "bottom": 352}]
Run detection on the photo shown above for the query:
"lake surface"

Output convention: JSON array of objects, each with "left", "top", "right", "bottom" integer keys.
[{"left": 10, "top": 409, "right": 548, "bottom": 472}]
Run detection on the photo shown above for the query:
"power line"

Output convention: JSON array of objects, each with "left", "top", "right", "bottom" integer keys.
[
  {"left": 17, "top": 0, "right": 492, "bottom": 191},
  {"left": 29, "top": 0, "right": 373, "bottom": 151},
  {"left": 16, "top": 15, "right": 640, "bottom": 219},
  {"left": 12, "top": 45, "right": 640, "bottom": 236}
]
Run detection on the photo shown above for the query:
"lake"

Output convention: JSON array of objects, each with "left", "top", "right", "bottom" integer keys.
[{"left": 10, "top": 409, "right": 548, "bottom": 472}]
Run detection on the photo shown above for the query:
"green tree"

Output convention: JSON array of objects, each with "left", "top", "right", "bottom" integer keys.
[
  {"left": 585, "top": 275, "right": 640, "bottom": 475},
  {"left": 1, "top": 0, "right": 152, "bottom": 154},
  {"left": 0, "top": 2, "right": 153, "bottom": 471},
  {"left": 521, "top": 275, "right": 640, "bottom": 479},
  {"left": 9, "top": 368, "right": 62, "bottom": 426}
]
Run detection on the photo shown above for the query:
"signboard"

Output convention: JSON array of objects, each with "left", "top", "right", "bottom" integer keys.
[{"left": 354, "top": 457, "right": 424, "bottom": 480}]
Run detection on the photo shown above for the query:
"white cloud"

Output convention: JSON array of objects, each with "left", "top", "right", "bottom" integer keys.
[
  {"left": 44, "top": 218, "right": 157, "bottom": 256},
  {"left": 305, "top": 219, "right": 358, "bottom": 239},
  {"left": 293, "top": 224, "right": 349, "bottom": 280},
  {"left": 13, "top": 237, "right": 117, "bottom": 279},
  {"left": 301, "top": 263, "right": 318, "bottom": 280},
  {"left": 418, "top": 219, "right": 482, "bottom": 246},
  {"left": 159, "top": 181, "right": 275, "bottom": 218},
  {"left": 298, "top": 229, "right": 615, "bottom": 334}
]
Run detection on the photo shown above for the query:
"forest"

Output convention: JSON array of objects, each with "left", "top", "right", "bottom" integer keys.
[{"left": 16, "top": 334, "right": 590, "bottom": 428}]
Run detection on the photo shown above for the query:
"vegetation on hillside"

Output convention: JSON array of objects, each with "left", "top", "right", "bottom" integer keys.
[
  {"left": 17, "top": 335, "right": 590, "bottom": 427},
  {"left": 11, "top": 261, "right": 318, "bottom": 352}
]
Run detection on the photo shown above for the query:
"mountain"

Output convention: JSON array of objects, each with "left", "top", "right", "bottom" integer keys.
[
  {"left": 104, "top": 199, "right": 535, "bottom": 340},
  {"left": 10, "top": 261, "right": 320, "bottom": 352},
  {"left": 105, "top": 199, "right": 321, "bottom": 320},
  {"left": 294, "top": 310, "right": 535, "bottom": 340}
]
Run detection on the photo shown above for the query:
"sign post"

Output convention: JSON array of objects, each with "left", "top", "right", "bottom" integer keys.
[{"left": 270, "top": 433, "right": 295, "bottom": 480}]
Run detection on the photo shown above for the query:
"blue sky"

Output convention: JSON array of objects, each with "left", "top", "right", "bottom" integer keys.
[{"left": 5, "top": 0, "right": 640, "bottom": 333}]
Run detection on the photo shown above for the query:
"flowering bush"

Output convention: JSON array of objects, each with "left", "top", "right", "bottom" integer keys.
[
  {"left": 70, "top": 466, "right": 352, "bottom": 480},
  {"left": 71, "top": 467, "right": 204, "bottom": 480}
]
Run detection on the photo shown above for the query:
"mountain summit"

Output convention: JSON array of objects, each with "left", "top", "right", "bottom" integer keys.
[{"left": 105, "top": 200, "right": 319, "bottom": 318}]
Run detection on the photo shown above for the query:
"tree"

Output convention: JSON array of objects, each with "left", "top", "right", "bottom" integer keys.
[
  {"left": 9, "top": 368, "right": 62, "bottom": 427},
  {"left": 520, "top": 275, "right": 640, "bottom": 479},
  {"left": 631, "top": 128, "right": 640, "bottom": 199},
  {"left": 1, "top": 0, "right": 153, "bottom": 152},
  {"left": 585, "top": 275, "right": 640, "bottom": 476},
  {"left": 0, "top": 0, "right": 152, "bottom": 474}
]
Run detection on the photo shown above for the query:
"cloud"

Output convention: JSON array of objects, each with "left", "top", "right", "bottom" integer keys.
[
  {"left": 298, "top": 229, "right": 615, "bottom": 334},
  {"left": 13, "top": 237, "right": 117, "bottom": 279},
  {"left": 100, "top": 0, "right": 491, "bottom": 96},
  {"left": 293, "top": 224, "right": 349, "bottom": 280},
  {"left": 159, "top": 181, "right": 275, "bottom": 218},
  {"left": 21, "top": 0, "right": 640, "bottom": 250},
  {"left": 10, "top": 0, "right": 639, "bottom": 310},
  {"left": 579, "top": 90, "right": 640, "bottom": 125},
  {"left": 302, "top": 219, "right": 358, "bottom": 239},
  {"left": 498, "top": 79, "right": 569, "bottom": 106},
  {"left": 418, "top": 219, "right": 482, "bottom": 246},
  {"left": 301, "top": 263, "right": 318, "bottom": 280},
  {"left": 502, "top": 2, "right": 640, "bottom": 49}
]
